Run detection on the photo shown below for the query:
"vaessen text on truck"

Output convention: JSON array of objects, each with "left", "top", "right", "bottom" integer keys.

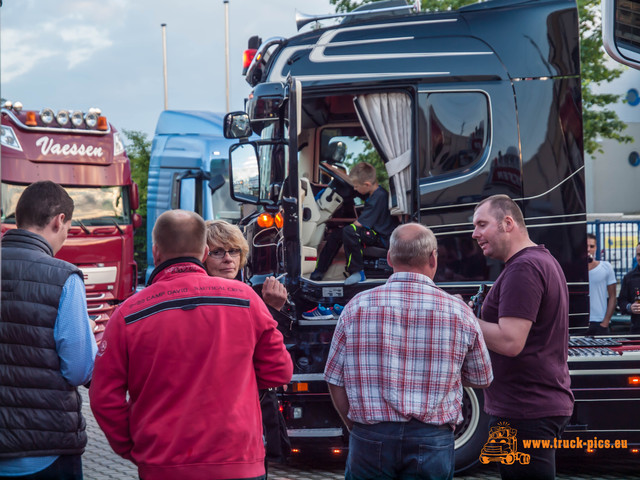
[
  {"left": 223, "top": 0, "right": 640, "bottom": 471},
  {"left": 1, "top": 102, "right": 141, "bottom": 343}
]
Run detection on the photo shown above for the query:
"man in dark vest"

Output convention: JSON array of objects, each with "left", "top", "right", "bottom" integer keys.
[{"left": 1, "top": 181, "right": 97, "bottom": 479}]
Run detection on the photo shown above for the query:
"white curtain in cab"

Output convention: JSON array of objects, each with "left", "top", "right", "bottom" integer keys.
[{"left": 354, "top": 92, "right": 412, "bottom": 215}]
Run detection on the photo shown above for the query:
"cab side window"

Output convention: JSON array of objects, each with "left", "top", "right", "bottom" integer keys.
[{"left": 418, "top": 92, "right": 489, "bottom": 179}]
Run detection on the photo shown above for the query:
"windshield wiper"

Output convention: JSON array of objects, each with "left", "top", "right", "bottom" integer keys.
[
  {"left": 110, "top": 218, "right": 124, "bottom": 235},
  {"left": 73, "top": 219, "right": 90, "bottom": 234}
]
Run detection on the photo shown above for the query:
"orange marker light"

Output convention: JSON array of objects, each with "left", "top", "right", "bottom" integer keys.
[
  {"left": 332, "top": 449, "right": 342, "bottom": 455},
  {"left": 25, "top": 111, "right": 37, "bottom": 126},
  {"left": 257, "top": 213, "right": 274, "bottom": 228},
  {"left": 291, "top": 448, "right": 300, "bottom": 454},
  {"left": 97, "top": 116, "right": 108, "bottom": 131},
  {"left": 631, "top": 448, "right": 639, "bottom": 454},
  {"left": 243, "top": 49, "right": 257, "bottom": 69},
  {"left": 292, "top": 382, "right": 308, "bottom": 393},
  {"left": 628, "top": 376, "right": 640, "bottom": 386},
  {"left": 274, "top": 211, "right": 284, "bottom": 229}
]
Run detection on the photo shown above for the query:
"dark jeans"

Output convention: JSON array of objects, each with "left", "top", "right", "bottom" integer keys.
[
  {"left": 315, "top": 225, "right": 386, "bottom": 275},
  {"left": 7, "top": 455, "right": 83, "bottom": 480},
  {"left": 489, "top": 416, "right": 570, "bottom": 480},
  {"left": 346, "top": 419, "right": 454, "bottom": 480},
  {"left": 587, "top": 322, "right": 610, "bottom": 335}
]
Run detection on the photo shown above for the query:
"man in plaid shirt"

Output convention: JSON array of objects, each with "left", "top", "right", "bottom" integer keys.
[{"left": 324, "top": 223, "right": 492, "bottom": 480}]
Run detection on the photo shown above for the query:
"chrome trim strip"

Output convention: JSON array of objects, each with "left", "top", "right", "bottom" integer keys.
[
  {"left": 298, "top": 319, "right": 338, "bottom": 326},
  {"left": 420, "top": 165, "right": 585, "bottom": 212},
  {"left": 292, "top": 374, "right": 325, "bottom": 382},
  {"left": 292, "top": 72, "right": 449, "bottom": 82},
  {"left": 287, "top": 428, "right": 344, "bottom": 437}
]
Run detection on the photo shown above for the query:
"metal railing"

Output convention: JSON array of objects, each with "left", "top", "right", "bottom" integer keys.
[{"left": 587, "top": 220, "right": 640, "bottom": 282}]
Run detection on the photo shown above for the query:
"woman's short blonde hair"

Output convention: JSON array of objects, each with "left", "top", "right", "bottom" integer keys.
[{"left": 205, "top": 220, "right": 249, "bottom": 268}]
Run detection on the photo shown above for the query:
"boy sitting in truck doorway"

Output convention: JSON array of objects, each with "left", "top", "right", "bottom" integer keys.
[{"left": 311, "top": 162, "right": 397, "bottom": 285}]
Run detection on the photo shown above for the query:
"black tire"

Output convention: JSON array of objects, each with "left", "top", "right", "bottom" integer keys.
[{"left": 454, "top": 387, "right": 489, "bottom": 473}]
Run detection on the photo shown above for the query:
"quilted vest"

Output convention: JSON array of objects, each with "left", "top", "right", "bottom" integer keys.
[{"left": 0, "top": 229, "right": 87, "bottom": 458}]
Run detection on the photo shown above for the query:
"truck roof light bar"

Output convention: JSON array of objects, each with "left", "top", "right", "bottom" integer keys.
[
  {"left": 85, "top": 111, "right": 98, "bottom": 128},
  {"left": 25, "top": 111, "right": 37, "bottom": 126},
  {"left": 71, "top": 110, "right": 84, "bottom": 127},
  {"left": 56, "top": 110, "right": 70, "bottom": 126},
  {"left": 97, "top": 116, "right": 108, "bottom": 131},
  {"left": 40, "top": 108, "right": 55, "bottom": 124}
]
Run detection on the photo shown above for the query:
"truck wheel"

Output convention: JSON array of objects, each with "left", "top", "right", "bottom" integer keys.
[
  {"left": 454, "top": 387, "right": 489, "bottom": 473},
  {"left": 503, "top": 453, "right": 515, "bottom": 465}
]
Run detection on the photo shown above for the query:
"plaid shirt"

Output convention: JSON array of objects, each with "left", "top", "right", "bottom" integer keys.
[{"left": 324, "top": 272, "right": 493, "bottom": 426}]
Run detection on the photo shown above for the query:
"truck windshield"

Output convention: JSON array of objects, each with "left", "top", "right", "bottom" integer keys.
[{"left": 1, "top": 183, "right": 131, "bottom": 226}]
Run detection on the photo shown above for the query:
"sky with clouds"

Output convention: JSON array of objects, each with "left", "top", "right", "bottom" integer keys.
[
  {"left": 1, "top": 0, "right": 333, "bottom": 139},
  {"left": 2, "top": 0, "right": 637, "bottom": 140}
]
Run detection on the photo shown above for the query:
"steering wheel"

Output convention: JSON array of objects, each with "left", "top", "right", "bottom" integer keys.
[{"left": 319, "top": 162, "right": 354, "bottom": 194}]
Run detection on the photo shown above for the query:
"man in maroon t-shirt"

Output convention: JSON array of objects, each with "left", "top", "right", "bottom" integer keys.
[{"left": 472, "top": 194, "right": 574, "bottom": 480}]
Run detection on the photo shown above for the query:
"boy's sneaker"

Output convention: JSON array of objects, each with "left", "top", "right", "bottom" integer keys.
[
  {"left": 310, "top": 270, "right": 324, "bottom": 281},
  {"left": 332, "top": 304, "right": 344, "bottom": 318},
  {"left": 301, "top": 305, "right": 334, "bottom": 321},
  {"left": 345, "top": 270, "right": 366, "bottom": 285}
]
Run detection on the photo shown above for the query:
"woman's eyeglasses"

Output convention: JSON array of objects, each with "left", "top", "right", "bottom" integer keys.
[{"left": 208, "top": 248, "right": 242, "bottom": 259}]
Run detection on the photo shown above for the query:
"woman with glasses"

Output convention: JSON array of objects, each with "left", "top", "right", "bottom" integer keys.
[
  {"left": 205, "top": 220, "right": 287, "bottom": 310},
  {"left": 204, "top": 220, "right": 291, "bottom": 475}
]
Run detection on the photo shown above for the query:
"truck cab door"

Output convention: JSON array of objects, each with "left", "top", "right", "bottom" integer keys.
[{"left": 281, "top": 77, "right": 302, "bottom": 287}]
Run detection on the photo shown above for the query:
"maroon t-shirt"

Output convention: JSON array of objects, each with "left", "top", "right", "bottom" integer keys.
[{"left": 481, "top": 245, "right": 574, "bottom": 419}]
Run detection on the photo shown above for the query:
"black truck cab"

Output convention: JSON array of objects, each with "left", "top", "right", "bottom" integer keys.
[{"left": 224, "top": 0, "right": 640, "bottom": 471}]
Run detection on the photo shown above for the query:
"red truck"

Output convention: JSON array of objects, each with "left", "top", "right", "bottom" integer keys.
[{"left": 1, "top": 101, "right": 141, "bottom": 342}]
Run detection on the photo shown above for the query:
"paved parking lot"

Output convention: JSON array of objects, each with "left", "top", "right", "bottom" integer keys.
[{"left": 81, "top": 388, "right": 640, "bottom": 480}]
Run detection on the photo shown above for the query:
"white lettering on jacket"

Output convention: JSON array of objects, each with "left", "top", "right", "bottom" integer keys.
[{"left": 35, "top": 136, "right": 103, "bottom": 158}]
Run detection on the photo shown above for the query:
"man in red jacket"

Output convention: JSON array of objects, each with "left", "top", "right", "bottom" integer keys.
[{"left": 89, "top": 210, "right": 293, "bottom": 480}]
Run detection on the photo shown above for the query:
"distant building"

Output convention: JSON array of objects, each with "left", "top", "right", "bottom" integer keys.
[{"left": 585, "top": 64, "right": 640, "bottom": 215}]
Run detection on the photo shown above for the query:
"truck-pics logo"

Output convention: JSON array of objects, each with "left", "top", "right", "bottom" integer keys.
[{"left": 479, "top": 422, "right": 531, "bottom": 466}]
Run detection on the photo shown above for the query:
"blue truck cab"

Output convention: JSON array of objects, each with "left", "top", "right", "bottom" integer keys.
[{"left": 145, "top": 110, "right": 242, "bottom": 280}]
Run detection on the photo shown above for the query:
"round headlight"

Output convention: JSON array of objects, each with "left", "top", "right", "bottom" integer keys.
[
  {"left": 84, "top": 111, "right": 98, "bottom": 128},
  {"left": 13, "top": 101, "right": 23, "bottom": 112},
  {"left": 40, "top": 108, "right": 55, "bottom": 124},
  {"left": 71, "top": 110, "right": 84, "bottom": 127},
  {"left": 56, "top": 110, "right": 69, "bottom": 126}
]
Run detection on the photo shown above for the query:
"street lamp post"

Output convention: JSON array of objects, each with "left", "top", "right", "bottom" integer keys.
[
  {"left": 224, "top": 0, "right": 230, "bottom": 112},
  {"left": 161, "top": 23, "right": 169, "bottom": 110}
]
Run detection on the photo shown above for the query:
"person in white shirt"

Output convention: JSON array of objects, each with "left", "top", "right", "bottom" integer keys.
[{"left": 587, "top": 233, "right": 617, "bottom": 335}]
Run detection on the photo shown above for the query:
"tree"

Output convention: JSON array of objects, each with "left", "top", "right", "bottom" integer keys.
[
  {"left": 343, "top": 140, "right": 390, "bottom": 191},
  {"left": 122, "top": 129, "right": 151, "bottom": 278},
  {"left": 329, "top": 0, "right": 632, "bottom": 155},
  {"left": 577, "top": 0, "right": 632, "bottom": 155}
]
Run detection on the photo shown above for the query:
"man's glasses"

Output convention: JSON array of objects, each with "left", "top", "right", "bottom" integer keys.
[{"left": 208, "top": 248, "right": 242, "bottom": 259}]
